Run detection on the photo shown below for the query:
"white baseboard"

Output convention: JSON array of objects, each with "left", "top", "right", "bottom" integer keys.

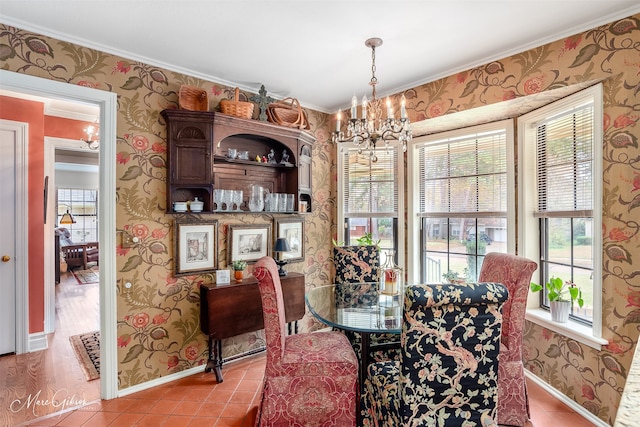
[
  {"left": 28, "top": 332, "right": 48, "bottom": 352},
  {"left": 525, "top": 370, "right": 609, "bottom": 427},
  {"left": 117, "top": 365, "right": 206, "bottom": 397},
  {"left": 116, "top": 351, "right": 265, "bottom": 398}
]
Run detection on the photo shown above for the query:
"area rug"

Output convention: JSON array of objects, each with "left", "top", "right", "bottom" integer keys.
[
  {"left": 71, "top": 265, "right": 99, "bottom": 285},
  {"left": 69, "top": 331, "right": 100, "bottom": 381}
]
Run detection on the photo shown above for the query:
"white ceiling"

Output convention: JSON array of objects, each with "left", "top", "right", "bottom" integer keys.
[{"left": 2, "top": 1, "right": 639, "bottom": 114}]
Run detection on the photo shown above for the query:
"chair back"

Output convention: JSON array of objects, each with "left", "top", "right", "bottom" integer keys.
[
  {"left": 333, "top": 245, "right": 380, "bottom": 284},
  {"left": 478, "top": 252, "right": 537, "bottom": 358},
  {"left": 253, "top": 256, "right": 288, "bottom": 373},
  {"left": 401, "top": 282, "right": 508, "bottom": 425}
]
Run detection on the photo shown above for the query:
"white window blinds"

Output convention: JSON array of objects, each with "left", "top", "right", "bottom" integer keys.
[
  {"left": 342, "top": 148, "right": 398, "bottom": 217},
  {"left": 535, "top": 103, "right": 594, "bottom": 217},
  {"left": 417, "top": 129, "right": 507, "bottom": 216}
]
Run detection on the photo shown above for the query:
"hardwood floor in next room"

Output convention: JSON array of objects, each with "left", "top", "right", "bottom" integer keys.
[{"left": 0, "top": 269, "right": 100, "bottom": 427}]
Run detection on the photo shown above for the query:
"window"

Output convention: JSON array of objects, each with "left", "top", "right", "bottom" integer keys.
[
  {"left": 337, "top": 143, "right": 404, "bottom": 266},
  {"left": 57, "top": 188, "right": 98, "bottom": 242},
  {"left": 519, "top": 84, "right": 605, "bottom": 347},
  {"left": 409, "top": 120, "right": 514, "bottom": 283}
]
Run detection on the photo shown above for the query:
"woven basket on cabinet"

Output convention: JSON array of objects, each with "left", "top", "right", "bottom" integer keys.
[
  {"left": 220, "top": 87, "right": 254, "bottom": 119},
  {"left": 266, "top": 98, "right": 310, "bottom": 129},
  {"left": 178, "top": 85, "right": 208, "bottom": 111}
]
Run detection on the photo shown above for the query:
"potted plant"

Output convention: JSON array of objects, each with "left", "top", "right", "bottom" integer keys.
[
  {"left": 530, "top": 276, "right": 584, "bottom": 323},
  {"left": 443, "top": 270, "right": 464, "bottom": 284},
  {"left": 232, "top": 260, "right": 247, "bottom": 282}
]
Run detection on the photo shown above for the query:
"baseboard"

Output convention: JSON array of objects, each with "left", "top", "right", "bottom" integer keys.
[
  {"left": 28, "top": 332, "right": 48, "bottom": 352},
  {"left": 525, "top": 370, "right": 609, "bottom": 427},
  {"left": 117, "top": 365, "right": 205, "bottom": 397},
  {"left": 117, "top": 351, "right": 265, "bottom": 398}
]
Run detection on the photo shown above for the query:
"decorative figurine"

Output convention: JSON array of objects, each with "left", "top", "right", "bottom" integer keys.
[
  {"left": 262, "top": 155, "right": 268, "bottom": 163},
  {"left": 267, "top": 149, "right": 277, "bottom": 164},
  {"left": 255, "top": 155, "right": 262, "bottom": 162},
  {"left": 280, "top": 149, "right": 291, "bottom": 165}
]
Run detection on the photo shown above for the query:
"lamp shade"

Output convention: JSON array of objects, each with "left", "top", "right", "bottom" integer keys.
[
  {"left": 59, "top": 210, "right": 76, "bottom": 225},
  {"left": 273, "top": 238, "right": 291, "bottom": 276},
  {"left": 273, "top": 237, "right": 291, "bottom": 253}
]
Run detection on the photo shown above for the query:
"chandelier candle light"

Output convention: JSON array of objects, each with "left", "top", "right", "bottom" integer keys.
[{"left": 333, "top": 38, "right": 412, "bottom": 161}]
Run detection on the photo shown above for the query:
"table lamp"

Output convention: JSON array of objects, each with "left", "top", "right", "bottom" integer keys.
[{"left": 273, "top": 237, "right": 291, "bottom": 276}]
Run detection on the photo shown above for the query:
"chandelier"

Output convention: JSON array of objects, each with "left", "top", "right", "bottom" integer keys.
[
  {"left": 81, "top": 121, "right": 99, "bottom": 150},
  {"left": 332, "top": 37, "right": 411, "bottom": 162}
]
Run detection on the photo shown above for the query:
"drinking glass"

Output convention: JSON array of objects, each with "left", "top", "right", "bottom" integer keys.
[
  {"left": 214, "top": 189, "right": 223, "bottom": 211},
  {"left": 286, "top": 194, "right": 294, "bottom": 212},
  {"left": 233, "top": 190, "right": 243, "bottom": 211}
]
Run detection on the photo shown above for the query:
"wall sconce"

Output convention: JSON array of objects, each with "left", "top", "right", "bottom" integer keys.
[{"left": 273, "top": 237, "right": 291, "bottom": 276}]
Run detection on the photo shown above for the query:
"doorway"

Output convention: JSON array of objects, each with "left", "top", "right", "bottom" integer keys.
[{"left": 0, "top": 69, "right": 118, "bottom": 401}]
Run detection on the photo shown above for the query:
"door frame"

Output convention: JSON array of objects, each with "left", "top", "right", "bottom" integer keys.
[{"left": 0, "top": 70, "right": 118, "bottom": 400}]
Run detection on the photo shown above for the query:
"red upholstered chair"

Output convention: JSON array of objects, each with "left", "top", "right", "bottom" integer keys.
[
  {"left": 253, "top": 256, "right": 359, "bottom": 426},
  {"left": 478, "top": 252, "right": 538, "bottom": 427}
]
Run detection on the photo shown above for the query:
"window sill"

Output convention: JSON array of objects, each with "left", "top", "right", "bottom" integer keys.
[{"left": 525, "top": 309, "right": 608, "bottom": 350}]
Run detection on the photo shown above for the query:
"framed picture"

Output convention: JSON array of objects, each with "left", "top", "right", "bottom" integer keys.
[
  {"left": 275, "top": 217, "right": 304, "bottom": 262},
  {"left": 174, "top": 219, "right": 218, "bottom": 276},
  {"left": 228, "top": 223, "right": 272, "bottom": 264}
]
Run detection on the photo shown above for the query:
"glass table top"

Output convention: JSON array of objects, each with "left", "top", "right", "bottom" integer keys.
[{"left": 305, "top": 282, "right": 404, "bottom": 334}]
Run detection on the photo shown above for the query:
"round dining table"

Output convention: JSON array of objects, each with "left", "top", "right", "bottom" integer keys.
[{"left": 305, "top": 282, "right": 404, "bottom": 385}]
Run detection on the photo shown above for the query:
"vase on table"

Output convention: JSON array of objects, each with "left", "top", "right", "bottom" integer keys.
[{"left": 381, "top": 249, "right": 402, "bottom": 295}]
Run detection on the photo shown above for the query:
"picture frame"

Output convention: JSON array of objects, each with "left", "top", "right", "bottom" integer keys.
[
  {"left": 275, "top": 217, "right": 304, "bottom": 262},
  {"left": 174, "top": 219, "right": 218, "bottom": 276},
  {"left": 228, "top": 223, "right": 272, "bottom": 264}
]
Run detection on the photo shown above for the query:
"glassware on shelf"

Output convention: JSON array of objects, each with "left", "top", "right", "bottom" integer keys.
[
  {"left": 233, "top": 190, "right": 243, "bottom": 211},
  {"left": 214, "top": 189, "right": 223, "bottom": 211},
  {"left": 248, "top": 184, "right": 265, "bottom": 212},
  {"left": 286, "top": 194, "right": 294, "bottom": 212}
]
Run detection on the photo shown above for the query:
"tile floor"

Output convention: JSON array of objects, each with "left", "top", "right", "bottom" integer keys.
[{"left": 22, "top": 352, "right": 595, "bottom": 427}]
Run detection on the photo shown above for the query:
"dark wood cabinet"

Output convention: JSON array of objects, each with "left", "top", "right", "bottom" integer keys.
[
  {"left": 161, "top": 109, "right": 315, "bottom": 214},
  {"left": 199, "top": 272, "right": 305, "bottom": 382}
]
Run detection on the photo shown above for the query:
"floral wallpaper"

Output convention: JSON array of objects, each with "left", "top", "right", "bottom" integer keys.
[{"left": 1, "top": 12, "right": 640, "bottom": 424}]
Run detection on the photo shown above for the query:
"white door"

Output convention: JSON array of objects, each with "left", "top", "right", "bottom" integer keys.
[{"left": 0, "top": 125, "right": 18, "bottom": 355}]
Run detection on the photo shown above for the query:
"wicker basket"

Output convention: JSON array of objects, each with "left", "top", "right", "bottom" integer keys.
[
  {"left": 220, "top": 87, "right": 254, "bottom": 119},
  {"left": 266, "top": 98, "right": 310, "bottom": 130},
  {"left": 179, "top": 85, "right": 208, "bottom": 111}
]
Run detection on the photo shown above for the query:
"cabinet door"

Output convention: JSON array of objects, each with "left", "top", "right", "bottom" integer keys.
[
  {"left": 298, "top": 144, "right": 312, "bottom": 192},
  {"left": 171, "top": 126, "right": 212, "bottom": 184}
]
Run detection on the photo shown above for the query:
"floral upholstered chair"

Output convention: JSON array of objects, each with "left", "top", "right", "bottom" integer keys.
[
  {"left": 362, "top": 282, "right": 508, "bottom": 427},
  {"left": 253, "top": 256, "right": 359, "bottom": 426},
  {"left": 478, "top": 252, "right": 538, "bottom": 426},
  {"left": 333, "top": 245, "right": 399, "bottom": 362},
  {"left": 334, "top": 245, "right": 381, "bottom": 285}
]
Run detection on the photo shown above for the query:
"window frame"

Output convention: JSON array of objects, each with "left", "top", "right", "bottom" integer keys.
[
  {"left": 407, "top": 119, "right": 515, "bottom": 283},
  {"left": 518, "top": 84, "right": 607, "bottom": 350},
  {"left": 57, "top": 187, "right": 99, "bottom": 243},
  {"left": 336, "top": 142, "right": 405, "bottom": 269}
]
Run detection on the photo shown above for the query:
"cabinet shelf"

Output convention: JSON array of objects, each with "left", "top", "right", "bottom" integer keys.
[
  {"left": 162, "top": 110, "right": 316, "bottom": 215},
  {"left": 213, "top": 155, "right": 295, "bottom": 169}
]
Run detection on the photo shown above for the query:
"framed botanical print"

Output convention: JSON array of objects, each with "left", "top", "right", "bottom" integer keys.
[
  {"left": 174, "top": 219, "right": 218, "bottom": 276},
  {"left": 275, "top": 217, "right": 304, "bottom": 262},
  {"left": 228, "top": 223, "right": 272, "bottom": 264}
]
